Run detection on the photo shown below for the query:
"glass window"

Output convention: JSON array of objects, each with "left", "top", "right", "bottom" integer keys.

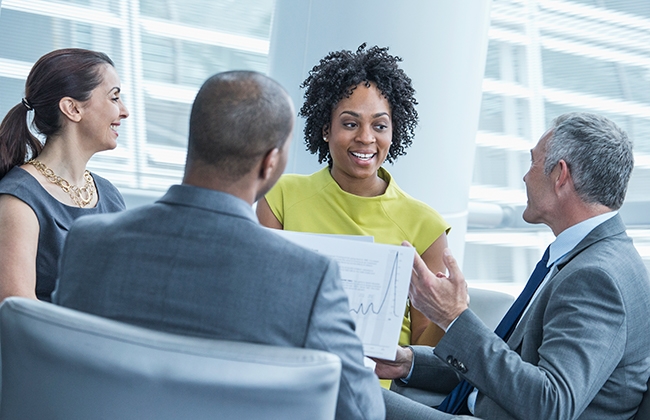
[
  {"left": 470, "top": 0, "right": 650, "bottom": 290},
  {"left": 2, "top": 0, "right": 649, "bottom": 290},
  {"left": 567, "top": 0, "right": 650, "bottom": 19},
  {"left": 139, "top": 0, "right": 274, "bottom": 37},
  {"left": 542, "top": 49, "right": 624, "bottom": 99},
  {"left": 144, "top": 96, "right": 191, "bottom": 149},
  {"left": 0, "top": 77, "right": 26, "bottom": 116},
  {"left": 478, "top": 94, "right": 504, "bottom": 133},
  {"left": 0, "top": 0, "right": 275, "bottom": 192}
]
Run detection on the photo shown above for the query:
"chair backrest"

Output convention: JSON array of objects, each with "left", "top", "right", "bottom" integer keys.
[
  {"left": 636, "top": 376, "right": 650, "bottom": 419},
  {"left": 0, "top": 297, "right": 341, "bottom": 420},
  {"left": 468, "top": 287, "right": 515, "bottom": 330}
]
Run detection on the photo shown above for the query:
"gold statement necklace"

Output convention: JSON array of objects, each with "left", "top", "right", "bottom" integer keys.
[{"left": 28, "top": 159, "right": 95, "bottom": 208}]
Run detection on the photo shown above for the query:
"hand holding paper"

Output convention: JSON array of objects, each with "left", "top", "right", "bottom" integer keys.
[{"left": 371, "top": 345, "right": 414, "bottom": 380}]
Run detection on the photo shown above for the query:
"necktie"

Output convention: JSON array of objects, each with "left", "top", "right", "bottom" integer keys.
[{"left": 436, "top": 246, "right": 551, "bottom": 414}]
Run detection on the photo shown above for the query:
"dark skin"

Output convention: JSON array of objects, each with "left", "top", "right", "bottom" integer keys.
[{"left": 257, "top": 83, "right": 447, "bottom": 345}]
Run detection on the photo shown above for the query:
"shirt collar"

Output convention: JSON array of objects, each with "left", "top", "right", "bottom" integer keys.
[{"left": 548, "top": 211, "right": 617, "bottom": 267}]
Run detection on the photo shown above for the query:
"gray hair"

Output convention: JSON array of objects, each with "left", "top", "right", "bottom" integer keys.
[{"left": 544, "top": 112, "right": 633, "bottom": 210}]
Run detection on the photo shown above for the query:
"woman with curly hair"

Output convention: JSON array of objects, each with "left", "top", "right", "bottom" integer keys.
[{"left": 257, "top": 44, "right": 450, "bottom": 380}]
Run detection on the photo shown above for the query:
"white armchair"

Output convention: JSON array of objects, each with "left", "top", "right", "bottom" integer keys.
[
  {"left": 466, "top": 287, "right": 515, "bottom": 330},
  {"left": 0, "top": 297, "right": 341, "bottom": 420}
]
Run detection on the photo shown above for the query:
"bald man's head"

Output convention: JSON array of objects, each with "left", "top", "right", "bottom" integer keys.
[{"left": 187, "top": 71, "right": 294, "bottom": 179}]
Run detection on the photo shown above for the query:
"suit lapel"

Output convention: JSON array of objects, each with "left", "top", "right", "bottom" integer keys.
[
  {"left": 505, "top": 214, "right": 626, "bottom": 349},
  {"left": 507, "top": 264, "right": 560, "bottom": 347},
  {"left": 554, "top": 214, "right": 624, "bottom": 272}
]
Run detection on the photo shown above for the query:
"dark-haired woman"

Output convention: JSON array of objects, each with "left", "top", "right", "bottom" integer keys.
[
  {"left": 257, "top": 44, "right": 450, "bottom": 386},
  {"left": 0, "top": 48, "right": 128, "bottom": 302}
]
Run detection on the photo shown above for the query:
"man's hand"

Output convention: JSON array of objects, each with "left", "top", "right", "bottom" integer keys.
[
  {"left": 406, "top": 243, "right": 469, "bottom": 330},
  {"left": 372, "top": 346, "right": 414, "bottom": 380}
]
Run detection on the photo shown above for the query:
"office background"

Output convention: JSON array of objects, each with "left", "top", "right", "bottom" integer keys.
[{"left": 0, "top": 0, "right": 648, "bottom": 296}]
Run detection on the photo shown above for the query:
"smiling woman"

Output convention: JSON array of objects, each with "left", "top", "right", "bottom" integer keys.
[
  {"left": 256, "top": 44, "right": 451, "bottom": 388},
  {"left": 326, "top": 82, "right": 393, "bottom": 197},
  {"left": 0, "top": 49, "right": 128, "bottom": 303}
]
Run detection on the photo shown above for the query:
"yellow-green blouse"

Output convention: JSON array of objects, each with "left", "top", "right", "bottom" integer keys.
[{"left": 264, "top": 167, "right": 450, "bottom": 346}]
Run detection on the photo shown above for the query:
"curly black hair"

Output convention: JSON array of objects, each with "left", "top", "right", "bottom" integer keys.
[{"left": 299, "top": 43, "right": 419, "bottom": 165}]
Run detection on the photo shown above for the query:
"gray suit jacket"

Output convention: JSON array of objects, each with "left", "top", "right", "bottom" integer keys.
[
  {"left": 403, "top": 214, "right": 650, "bottom": 419},
  {"left": 54, "top": 184, "right": 384, "bottom": 420}
]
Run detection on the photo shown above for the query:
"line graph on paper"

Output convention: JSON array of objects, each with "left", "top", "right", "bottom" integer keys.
[
  {"left": 267, "top": 229, "right": 415, "bottom": 359},
  {"left": 348, "top": 251, "right": 401, "bottom": 317},
  {"left": 340, "top": 250, "right": 411, "bottom": 359}
]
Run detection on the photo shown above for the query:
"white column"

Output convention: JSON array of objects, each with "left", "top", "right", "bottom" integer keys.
[{"left": 268, "top": 0, "right": 492, "bottom": 267}]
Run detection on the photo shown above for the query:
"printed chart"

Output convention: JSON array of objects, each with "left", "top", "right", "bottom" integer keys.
[{"left": 272, "top": 230, "right": 414, "bottom": 359}]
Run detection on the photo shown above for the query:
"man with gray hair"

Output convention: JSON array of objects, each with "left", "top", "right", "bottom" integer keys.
[{"left": 375, "top": 112, "right": 650, "bottom": 419}]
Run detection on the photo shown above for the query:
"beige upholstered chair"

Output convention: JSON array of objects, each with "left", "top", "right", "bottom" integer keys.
[{"left": 0, "top": 297, "right": 341, "bottom": 420}]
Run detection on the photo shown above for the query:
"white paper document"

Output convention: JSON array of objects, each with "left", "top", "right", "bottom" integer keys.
[{"left": 271, "top": 229, "right": 415, "bottom": 360}]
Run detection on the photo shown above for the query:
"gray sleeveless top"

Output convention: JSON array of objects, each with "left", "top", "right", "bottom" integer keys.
[{"left": 0, "top": 166, "right": 125, "bottom": 301}]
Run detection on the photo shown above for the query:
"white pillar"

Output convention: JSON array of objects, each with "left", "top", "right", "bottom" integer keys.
[{"left": 268, "top": 0, "right": 492, "bottom": 267}]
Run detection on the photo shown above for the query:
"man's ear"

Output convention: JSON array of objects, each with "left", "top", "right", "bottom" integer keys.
[
  {"left": 59, "top": 97, "right": 83, "bottom": 123},
  {"left": 260, "top": 147, "right": 280, "bottom": 181},
  {"left": 554, "top": 159, "right": 572, "bottom": 191}
]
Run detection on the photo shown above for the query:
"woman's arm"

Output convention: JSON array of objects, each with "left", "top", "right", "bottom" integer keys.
[
  {"left": 0, "top": 194, "right": 39, "bottom": 301},
  {"left": 409, "top": 232, "right": 448, "bottom": 345},
  {"left": 255, "top": 197, "right": 283, "bottom": 229}
]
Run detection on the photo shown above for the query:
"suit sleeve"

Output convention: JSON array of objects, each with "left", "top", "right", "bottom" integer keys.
[
  {"left": 303, "top": 259, "right": 385, "bottom": 420},
  {"left": 432, "top": 265, "right": 627, "bottom": 420},
  {"left": 401, "top": 345, "right": 462, "bottom": 393}
]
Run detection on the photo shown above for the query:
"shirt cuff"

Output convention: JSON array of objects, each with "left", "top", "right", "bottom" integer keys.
[
  {"left": 446, "top": 315, "right": 460, "bottom": 332},
  {"left": 400, "top": 317, "right": 459, "bottom": 384},
  {"left": 400, "top": 346, "right": 417, "bottom": 384}
]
